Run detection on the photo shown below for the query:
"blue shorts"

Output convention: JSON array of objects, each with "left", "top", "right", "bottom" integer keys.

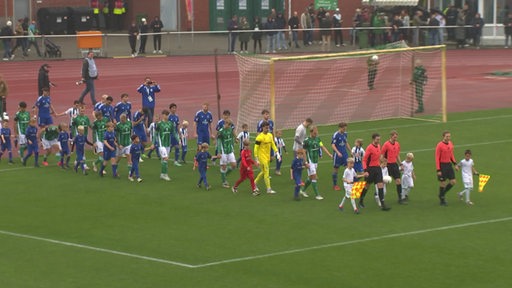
[
  {"left": 333, "top": 153, "right": 348, "bottom": 168},
  {"left": 1, "top": 142, "right": 11, "bottom": 151},
  {"left": 27, "top": 143, "right": 39, "bottom": 154},
  {"left": 103, "top": 148, "right": 116, "bottom": 161},
  {"left": 134, "top": 130, "right": 147, "bottom": 143},
  {"left": 197, "top": 133, "right": 210, "bottom": 145},
  {"left": 38, "top": 116, "right": 53, "bottom": 127},
  {"left": 171, "top": 136, "right": 179, "bottom": 147},
  {"left": 76, "top": 151, "right": 85, "bottom": 161}
]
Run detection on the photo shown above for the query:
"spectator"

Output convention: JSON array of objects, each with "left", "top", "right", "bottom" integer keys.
[
  {"left": 275, "top": 12, "right": 288, "bottom": 50},
  {"left": 238, "top": 16, "right": 251, "bottom": 53},
  {"left": 504, "top": 11, "right": 512, "bottom": 48},
  {"left": 138, "top": 18, "right": 149, "bottom": 54},
  {"left": 455, "top": 10, "right": 466, "bottom": 48},
  {"left": 264, "top": 15, "right": 277, "bottom": 53},
  {"left": 471, "top": 13, "right": 484, "bottom": 49},
  {"left": 227, "top": 15, "right": 238, "bottom": 54},
  {"left": 288, "top": 11, "right": 300, "bottom": 48},
  {"left": 0, "top": 75, "right": 7, "bottom": 115},
  {"left": 1, "top": 21, "right": 14, "bottom": 60},
  {"left": 428, "top": 11, "right": 440, "bottom": 45},
  {"left": 319, "top": 12, "right": 332, "bottom": 52},
  {"left": 412, "top": 10, "right": 427, "bottom": 46},
  {"left": 390, "top": 14, "right": 403, "bottom": 42},
  {"left": 11, "top": 18, "right": 28, "bottom": 57},
  {"left": 301, "top": 7, "right": 313, "bottom": 46},
  {"left": 128, "top": 21, "right": 139, "bottom": 57},
  {"left": 333, "top": 8, "right": 344, "bottom": 47},
  {"left": 252, "top": 16, "right": 263, "bottom": 53},
  {"left": 27, "top": 20, "right": 42, "bottom": 57},
  {"left": 150, "top": 16, "right": 164, "bottom": 54}
]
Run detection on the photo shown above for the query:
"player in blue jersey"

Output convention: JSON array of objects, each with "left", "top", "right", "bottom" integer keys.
[
  {"left": 71, "top": 125, "right": 93, "bottom": 175},
  {"left": 34, "top": 87, "right": 56, "bottom": 129},
  {"left": 100, "top": 122, "right": 119, "bottom": 178},
  {"left": 194, "top": 143, "right": 218, "bottom": 190},
  {"left": 93, "top": 94, "right": 108, "bottom": 114},
  {"left": 0, "top": 117, "right": 13, "bottom": 164},
  {"left": 137, "top": 77, "right": 161, "bottom": 127},
  {"left": 99, "top": 95, "right": 114, "bottom": 122},
  {"left": 57, "top": 123, "right": 71, "bottom": 169},
  {"left": 331, "top": 122, "right": 351, "bottom": 191},
  {"left": 168, "top": 103, "right": 182, "bottom": 166},
  {"left": 22, "top": 118, "right": 40, "bottom": 167},
  {"left": 193, "top": 103, "right": 213, "bottom": 152},
  {"left": 256, "top": 109, "right": 274, "bottom": 134},
  {"left": 290, "top": 148, "right": 307, "bottom": 200},
  {"left": 114, "top": 93, "right": 132, "bottom": 122},
  {"left": 128, "top": 135, "right": 152, "bottom": 182},
  {"left": 132, "top": 108, "right": 147, "bottom": 144}
]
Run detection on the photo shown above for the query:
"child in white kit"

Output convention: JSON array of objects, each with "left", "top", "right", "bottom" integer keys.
[
  {"left": 339, "top": 158, "right": 363, "bottom": 214},
  {"left": 457, "top": 150, "right": 478, "bottom": 205},
  {"left": 401, "top": 152, "right": 416, "bottom": 202},
  {"left": 375, "top": 158, "right": 389, "bottom": 207}
]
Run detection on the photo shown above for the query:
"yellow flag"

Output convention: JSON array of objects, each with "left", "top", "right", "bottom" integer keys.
[
  {"left": 478, "top": 174, "right": 490, "bottom": 192},
  {"left": 351, "top": 181, "right": 366, "bottom": 199}
]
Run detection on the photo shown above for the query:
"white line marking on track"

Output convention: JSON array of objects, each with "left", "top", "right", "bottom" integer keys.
[{"left": 1, "top": 217, "right": 511, "bottom": 268}]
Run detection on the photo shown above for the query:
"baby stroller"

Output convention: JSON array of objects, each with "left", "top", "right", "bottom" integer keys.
[{"left": 44, "top": 38, "right": 62, "bottom": 58}]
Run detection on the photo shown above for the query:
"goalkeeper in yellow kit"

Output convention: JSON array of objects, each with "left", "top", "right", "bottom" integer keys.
[{"left": 254, "top": 121, "right": 280, "bottom": 194}]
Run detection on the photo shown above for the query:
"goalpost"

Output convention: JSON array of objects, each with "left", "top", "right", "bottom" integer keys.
[{"left": 235, "top": 45, "right": 447, "bottom": 132}]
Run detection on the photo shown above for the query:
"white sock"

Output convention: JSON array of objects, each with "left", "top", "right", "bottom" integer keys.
[
  {"left": 350, "top": 198, "right": 357, "bottom": 211},
  {"left": 466, "top": 188, "right": 472, "bottom": 202},
  {"left": 339, "top": 197, "right": 346, "bottom": 207}
]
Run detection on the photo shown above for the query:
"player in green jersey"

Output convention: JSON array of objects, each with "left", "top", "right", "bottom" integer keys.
[
  {"left": 71, "top": 105, "right": 91, "bottom": 137},
  {"left": 156, "top": 110, "right": 177, "bottom": 181},
  {"left": 41, "top": 124, "right": 60, "bottom": 166},
  {"left": 217, "top": 119, "right": 238, "bottom": 188},
  {"left": 115, "top": 113, "right": 133, "bottom": 170},
  {"left": 13, "top": 101, "right": 31, "bottom": 159},
  {"left": 301, "top": 126, "right": 333, "bottom": 200},
  {"left": 92, "top": 111, "right": 108, "bottom": 173}
]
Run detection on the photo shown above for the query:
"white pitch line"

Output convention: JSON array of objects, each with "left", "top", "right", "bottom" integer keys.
[
  {"left": 194, "top": 216, "right": 512, "bottom": 268},
  {"left": 0, "top": 166, "right": 32, "bottom": 173},
  {"left": 1, "top": 217, "right": 511, "bottom": 269},
  {"left": 0, "top": 230, "right": 195, "bottom": 268}
]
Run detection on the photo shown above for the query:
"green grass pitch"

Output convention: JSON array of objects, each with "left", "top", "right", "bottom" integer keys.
[{"left": 1, "top": 108, "right": 511, "bottom": 287}]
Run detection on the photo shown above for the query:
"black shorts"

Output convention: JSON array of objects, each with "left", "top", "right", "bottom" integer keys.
[
  {"left": 366, "top": 166, "right": 383, "bottom": 184},
  {"left": 387, "top": 163, "right": 401, "bottom": 179},
  {"left": 438, "top": 163, "right": 455, "bottom": 181}
]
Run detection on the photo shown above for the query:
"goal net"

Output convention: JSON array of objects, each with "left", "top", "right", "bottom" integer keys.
[{"left": 235, "top": 45, "right": 446, "bottom": 132}]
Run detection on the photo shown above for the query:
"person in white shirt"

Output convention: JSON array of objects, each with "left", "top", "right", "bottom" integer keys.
[
  {"left": 457, "top": 149, "right": 478, "bottom": 205},
  {"left": 401, "top": 152, "right": 416, "bottom": 202}
]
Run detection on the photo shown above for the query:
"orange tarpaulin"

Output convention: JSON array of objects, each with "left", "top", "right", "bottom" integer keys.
[{"left": 76, "top": 31, "right": 102, "bottom": 49}]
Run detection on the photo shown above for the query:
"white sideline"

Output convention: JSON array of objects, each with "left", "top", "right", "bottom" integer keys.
[{"left": 1, "top": 217, "right": 511, "bottom": 269}]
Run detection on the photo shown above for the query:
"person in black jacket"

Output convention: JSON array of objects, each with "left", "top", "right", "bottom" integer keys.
[
  {"left": 288, "top": 11, "right": 300, "bottom": 48},
  {"left": 150, "top": 16, "right": 164, "bottom": 54},
  {"left": 128, "top": 21, "right": 138, "bottom": 57},
  {"left": 138, "top": 18, "right": 149, "bottom": 54},
  {"left": 38, "top": 64, "right": 54, "bottom": 96},
  {"left": 1, "top": 21, "right": 14, "bottom": 60},
  {"left": 78, "top": 51, "right": 98, "bottom": 105}
]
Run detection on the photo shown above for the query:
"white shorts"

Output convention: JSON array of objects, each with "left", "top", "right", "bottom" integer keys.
[
  {"left": 220, "top": 152, "right": 236, "bottom": 165},
  {"left": 159, "top": 146, "right": 170, "bottom": 159},
  {"left": 95, "top": 141, "right": 104, "bottom": 153},
  {"left": 463, "top": 181, "right": 474, "bottom": 189},
  {"left": 42, "top": 138, "right": 60, "bottom": 150},
  {"left": 18, "top": 134, "right": 27, "bottom": 145},
  {"left": 117, "top": 145, "right": 131, "bottom": 157},
  {"left": 307, "top": 162, "right": 318, "bottom": 176},
  {"left": 401, "top": 175, "right": 414, "bottom": 189},
  {"left": 343, "top": 184, "right": 353, "bottom": 198}
]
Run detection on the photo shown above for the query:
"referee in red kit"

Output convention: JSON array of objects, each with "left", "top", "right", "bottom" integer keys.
[
  {"left": 435, "top": 130, "right": 459, "bottom": 206},
  {"left": 359, "top": 133, "right": 391, "bottom": 211},
  {"left": 381, "top": 130, "right": 404, "bottom": 204}
]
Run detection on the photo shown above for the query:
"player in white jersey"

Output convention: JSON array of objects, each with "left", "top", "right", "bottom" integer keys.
[
  {"left": 57, "top": 100, "right": 80, "bottom": 128},
  {"left": 457, "top": 150, "right": 478, "bottom": 205},
  {"left": 236, "top": 123, "right": 250, "bottom": 167},
  {"left": 179, "top": 120, "right": 189, "bottom": 163},
  {"left": 401, "top": 152, "right": 416, "bottom": 202}
]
